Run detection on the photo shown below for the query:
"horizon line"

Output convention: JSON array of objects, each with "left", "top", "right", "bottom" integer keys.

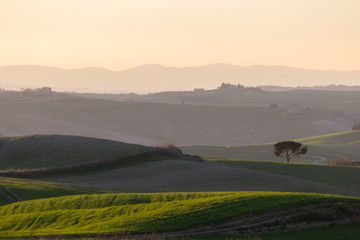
[{"left": 1, "top": 63, "right": 360, "bottom": 73}]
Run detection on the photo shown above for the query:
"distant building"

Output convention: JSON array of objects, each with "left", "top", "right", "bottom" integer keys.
[
  {"left": 36, "top": 87, "right": 52, "bottom": 94},
  {"left": 194, "top": 88, "right": 205, "bottom": 92}
]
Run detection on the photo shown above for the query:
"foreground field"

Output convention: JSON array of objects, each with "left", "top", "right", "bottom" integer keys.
[
  {"left": 0, "top": 192, "right": 359, "bottom": 238},
  {"left": 192, "top": 223, "right": 360, "bottom": 240}
]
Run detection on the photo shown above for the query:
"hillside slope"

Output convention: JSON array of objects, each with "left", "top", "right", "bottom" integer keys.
[
  {"left": 1, "top": 98, "right": 359, "bottom": 145},
  {"left": 0, "top": 191, "right": 358, "bottom": 238},
  {"left": 44, "top": 159, "right": 360, "bottom": 197},
  {"left": 181, "top": 131, "right": 360, "bottom": 163},
  {"left": 0, "top": 135, "right": 149, "bottom": 170},
  {"left": 296, "top": 130, "right": 360, "bottom": 145},
  {"left": 206, "top": 158, "right": 360, "bottom": 197}
]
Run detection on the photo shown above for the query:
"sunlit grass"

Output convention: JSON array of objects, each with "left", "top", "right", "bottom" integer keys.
[{"left": 0, "top": 191, "right": 358, "bottom": 238}]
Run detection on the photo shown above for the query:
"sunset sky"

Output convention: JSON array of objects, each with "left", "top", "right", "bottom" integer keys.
[{"left": 1, "top": 0, "right": 360, "bottom": 71}]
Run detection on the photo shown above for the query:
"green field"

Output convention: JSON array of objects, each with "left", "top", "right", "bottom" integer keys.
[
  {"left": 0, "top": 191, "right": 358, "bottom": 238},
  {"left": 0, "top": 177, "right": 109, "bottom": 205},
  {"left": 0, "top": 135, "right": 149, "bottom": 170},
  {"left": 0, "top": 133, "right": 359, "bottom": 239},
  {"left": 207, "top": 158, "right": 360, "bottom": 197},
  {"left": 181, "top": 130, "right": 360, "bottom": 163}
]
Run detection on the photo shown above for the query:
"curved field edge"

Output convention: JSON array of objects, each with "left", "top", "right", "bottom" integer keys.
[
  {"left": 0, "top": 177, "right": 109, "bottom": 205},
  {"left": 0, "top": 192, "right": 359, "bottom": 238}
]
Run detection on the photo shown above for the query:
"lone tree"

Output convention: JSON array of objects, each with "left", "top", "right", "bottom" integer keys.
[{"left": 273, "top": 141, "right": 308, "bottom": 163}]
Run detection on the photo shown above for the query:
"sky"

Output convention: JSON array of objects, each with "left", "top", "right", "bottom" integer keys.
[{"left": 1, "top": 0, "right": 360, "bottom": 71}]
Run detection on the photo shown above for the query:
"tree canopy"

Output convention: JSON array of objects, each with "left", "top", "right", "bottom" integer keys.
[{"left": 273, "top": 141, "right": 308, "bottom": 163}]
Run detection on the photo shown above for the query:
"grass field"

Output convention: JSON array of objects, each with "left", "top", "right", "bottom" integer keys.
[
  {"left": 207, "top": 158, "right": 360, "bottom": 197},
  {"left": 0, "top": 135, "right": 149, "bottom": 170},
  {"left": 0, "top": 191, "right": 358, "bottom": 238},
  {"left": 181, "top": 130, "right": 360, "bottom": 163},
  {"left": 0, "top": 177, "right": 109, "bottom": 205}
]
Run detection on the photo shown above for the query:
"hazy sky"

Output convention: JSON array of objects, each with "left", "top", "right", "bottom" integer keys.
[{"left": 1, "top": 0, "right": 360, "bottom": 71}]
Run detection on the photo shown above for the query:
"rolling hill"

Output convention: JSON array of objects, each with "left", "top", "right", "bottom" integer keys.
[
  {"left": 0, "top": 134, "right": 358, "bottom": 198},
  {"left": 181, "top": 130, "right": 360, "bottom": 163},
  {"left": 0, "top": 191, "right": 358, "bottom": 238},
  {"left": 0, "top": 97, "right": 359, "bottom": 145},
  {"left": 107, "top": 88, "right": 360, "bottom": 111},
  {"left": 206, "top": 157, "right": 360, "bottom": 197},
  {"left": 0, "top": 135, "right": 149, "bottom": 170},
  {"left": 0, "top": 133, "right": 358, "bottom": 238}
]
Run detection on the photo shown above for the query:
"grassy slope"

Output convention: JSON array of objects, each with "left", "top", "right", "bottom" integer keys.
[
  {"left": 296, "top": 131, "right": 360, "bottom": 160},
  {"left": 44, "top": 158, "right": 360, "bottom": 197},
  {"left": 0, "top": 192, "right": 358, "bottom": 238},
  {"left": 0, "top": 135, "right": 149, "bottom": 170},
  {"left": 208, "top": 158, "right": 360, "bottom": 197},
  {"left": 296, "top": 130, "right": 360, "bottom": 145},
  {"left": 181, "top": 130, "right": 360, "bottom": 163},
  {"left": 0, "top": 177, "right": 109, "bottom": 205}
]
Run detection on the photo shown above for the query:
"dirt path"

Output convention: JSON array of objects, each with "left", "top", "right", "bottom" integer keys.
[{"left": 0, "top": 187, "right": 24, "bottom": 203}]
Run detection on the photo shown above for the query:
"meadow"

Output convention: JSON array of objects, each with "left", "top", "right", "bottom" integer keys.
[
  {"left": 0, "top": 135, "right": 148, "bottom": 170},
  {"left": 0, "top": 177, "right": 108, "bottom": 205},
  {"left": 181, "top": 130, "right": 360, "bottom": 164},
  {"left": 0, "top": 191, "right": 358, "bottom": 238},
  {"left": 207, "top": 158, "right": 360, "bottom": 197},
  {"left": 0, "top": 132, "right": 358, "bottom": 238}
]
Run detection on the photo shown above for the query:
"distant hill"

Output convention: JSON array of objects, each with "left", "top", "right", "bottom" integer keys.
[
  {"left": 0, "top": 98, "right": 359, "bottom": 146},
  {"left": 259, "top": 85, "right": 360, "bottom": 92},
  {"left": 1, "top": 64, "right": 360, "bottom": 93}
]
